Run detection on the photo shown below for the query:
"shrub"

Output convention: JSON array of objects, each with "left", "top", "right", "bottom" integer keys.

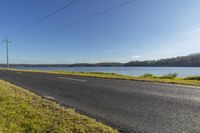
[
  {"left": 160, "top": 73, "right": 178, "bottom": 79},
  {"left": 141, "top": 73, "right": 155, "bottom": 78},
  {"left": 184, "top": 76, "right": 200, "bottom": 80}
]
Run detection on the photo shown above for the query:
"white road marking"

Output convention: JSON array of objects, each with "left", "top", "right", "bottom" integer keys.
[
  {"left": 16, "top": 72, "right": 23, "bottom": 74},
  {"left": 44, "top": 96, "right": 55, "bottom": 100},
  {"left": 57, "top": 77, "right": 87, "bottom": 82}
]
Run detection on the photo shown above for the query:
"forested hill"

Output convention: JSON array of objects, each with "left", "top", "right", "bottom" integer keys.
[
  {"left": 1, "top": 53, "right": 200, "bottom": 67},
  {"left": 69, "top": 53, "right": 200, "bottom": 67},
  {"left": 69, "top": 62, "right": 124, "bottom": 67},
  {"left": 125, "top": 53, "right": 200, "bottom": 67}
]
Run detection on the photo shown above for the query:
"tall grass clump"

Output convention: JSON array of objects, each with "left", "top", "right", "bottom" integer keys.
[
  {"left": 141, "top": 73, "right": 155, "bottom": 78},
  {"left": 160, "top": 73, "right": 178, "bottom": 79}
]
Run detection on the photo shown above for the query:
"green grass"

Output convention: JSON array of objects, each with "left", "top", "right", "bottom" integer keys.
[
  {"left": 1, "top": 68, "right": 200, "bottom": 87},
  {"left": 0, "top": 80, "right": 118, "bottom": 133}
]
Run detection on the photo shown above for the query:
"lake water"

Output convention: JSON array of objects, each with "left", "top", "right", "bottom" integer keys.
[{"left": 14, "top": 67, "right": 200, "bottom": 77}]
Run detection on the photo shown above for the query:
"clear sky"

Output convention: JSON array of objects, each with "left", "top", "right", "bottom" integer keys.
[{"left": 0, "top": 0, "right": 200, "bottom": 64}]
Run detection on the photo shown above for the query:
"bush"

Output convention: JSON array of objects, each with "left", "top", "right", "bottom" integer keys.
[
  {"left": 141, "top": 73, "right": 155, "bottom": 78},
  {"left": 184, "top": 76, "right": 200, "bottom": 80},
  {"left": 160, "top": 73, "right": 178, "bottom": 79}
]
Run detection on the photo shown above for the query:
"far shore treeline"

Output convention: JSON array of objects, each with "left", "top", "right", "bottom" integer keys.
[{"left": 1, "top": 53, "right": 200, "bottom": 67}]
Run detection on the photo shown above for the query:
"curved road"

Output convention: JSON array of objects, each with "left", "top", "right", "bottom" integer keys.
[{"left": 0, "top": 70, "right": 200, "bottom": 133}]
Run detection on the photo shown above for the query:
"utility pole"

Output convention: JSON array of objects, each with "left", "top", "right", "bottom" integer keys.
[{"left": 3, "top": 38, "right": 11, "bottom": 68}]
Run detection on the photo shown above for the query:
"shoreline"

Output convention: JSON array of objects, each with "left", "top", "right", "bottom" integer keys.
[{"left": 1, "top": 68, "right": 200, "bottom": 87}]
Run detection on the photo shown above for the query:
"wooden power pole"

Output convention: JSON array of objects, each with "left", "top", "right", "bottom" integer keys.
[{"left": 3, "top": 38, "right": 12, "bottom": 68}]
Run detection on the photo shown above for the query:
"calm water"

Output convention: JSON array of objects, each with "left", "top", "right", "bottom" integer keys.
[{"left": 14, "top": 67, "right": 200, "bottom": 77}]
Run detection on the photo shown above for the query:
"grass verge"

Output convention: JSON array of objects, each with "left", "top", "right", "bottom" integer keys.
[
  {"left": 0, "top": 80, "right": 118, "bottom": 133},
  {"left": 1, "top": 68, "right": 200, "bottom": 87}
]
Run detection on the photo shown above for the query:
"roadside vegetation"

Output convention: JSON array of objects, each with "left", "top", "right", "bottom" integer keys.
[
  {"left": 1, "top": 68, "right": 200, "bottom": 86},
  {"left": 0, "top": 80, "right": 118, "bottom": 133},
  {"left": 184, "top": 76, "right": 200, "bottom": 81}
]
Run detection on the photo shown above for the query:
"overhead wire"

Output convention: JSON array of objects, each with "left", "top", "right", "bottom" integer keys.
[
  {"left": 7, "top": 0, "right": 79, "bottom": 38},
  {"left": 17, "top": 0, "right": 136, "bottom": 40}
]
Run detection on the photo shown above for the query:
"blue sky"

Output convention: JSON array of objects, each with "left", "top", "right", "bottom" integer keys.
[{"left": 0, "top": 0, "right": 200, "bottom": 64}]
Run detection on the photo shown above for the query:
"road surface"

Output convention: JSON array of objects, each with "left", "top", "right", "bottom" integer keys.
[{"left": 0, "top": 69, "right": 200, "bottom": 133}]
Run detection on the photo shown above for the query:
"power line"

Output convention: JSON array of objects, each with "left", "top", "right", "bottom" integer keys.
[
  {"left": 8, "top": 0, "right": 79, "bottom": 38},
  {"left": 19, "top": 0, "right": 135, "bottom": 40}
]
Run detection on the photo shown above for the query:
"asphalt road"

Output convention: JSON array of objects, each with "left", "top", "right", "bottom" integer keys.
[{"left": 0, "top": 70, "right": 200, "bottom": 133}]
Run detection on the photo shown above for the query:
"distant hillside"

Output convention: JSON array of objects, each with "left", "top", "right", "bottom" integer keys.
[
  {"left": 69, "top": 53, "right": 200, "bottom": 67},
  {"left": 187, "top": 53, "right": 200, "bottom": 57},
  {"left": 1, "top": 53, "right": 200, "bottom": 67},
  {"left": 0, "top": 64, "right": 70, "bottom": 67},
  {"left": 125, "top": 53, "right": 200, "bottom": 67},
  {"left": 69, "top": 62, "right": 124, "bottom": 67}
]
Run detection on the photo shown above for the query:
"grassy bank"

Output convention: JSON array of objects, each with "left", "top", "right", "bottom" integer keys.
[
  {"left": 1, "top": 68, "right": 200, "bottom": 86},
  {"left": 0, "top": 80, "right": 118, "bottom": 133}
]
